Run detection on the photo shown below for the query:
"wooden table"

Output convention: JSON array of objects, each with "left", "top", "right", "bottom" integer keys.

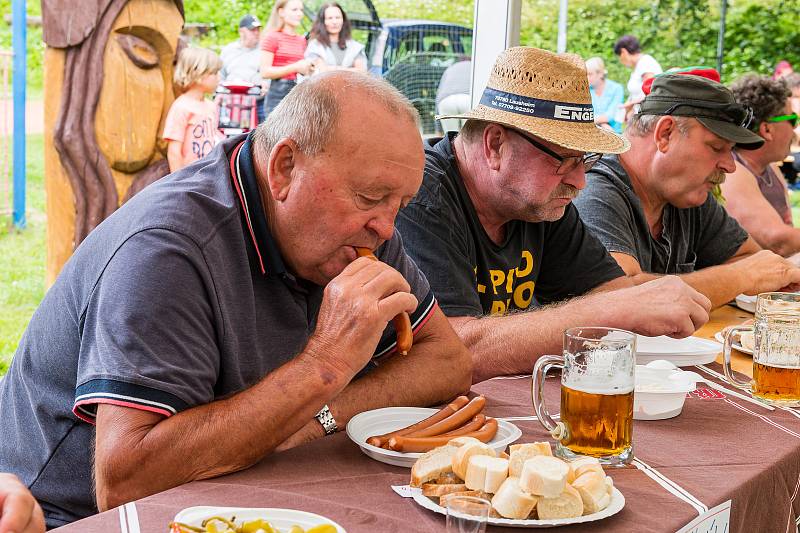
[{"left": 696, "top": 303, "right": 754, "bottom": 376}]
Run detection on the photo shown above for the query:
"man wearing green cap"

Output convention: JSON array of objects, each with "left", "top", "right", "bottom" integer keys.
[{"left": 574, "top": 73, "right": 800, "bottom": 308}]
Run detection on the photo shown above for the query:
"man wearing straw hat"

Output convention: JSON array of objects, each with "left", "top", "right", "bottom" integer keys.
[
  {"left": 395, "top": 47, "right": 712, "bottom": 382},
  {"left": 574, "top": 71, "right": 800, "bottom": 310}
]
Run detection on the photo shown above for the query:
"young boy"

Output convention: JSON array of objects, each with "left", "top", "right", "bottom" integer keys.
[{"left": 163, "top": 47, "right": 223, "bottom": 172}]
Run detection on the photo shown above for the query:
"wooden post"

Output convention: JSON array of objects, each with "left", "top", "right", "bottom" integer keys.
[{"left": 42, "top": 0, "right": 184, "bottom": 285}]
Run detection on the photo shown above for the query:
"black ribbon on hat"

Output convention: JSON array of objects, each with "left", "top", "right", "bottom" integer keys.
[{"left": 479, "top": 87, "right": 595, "bottom": 123}]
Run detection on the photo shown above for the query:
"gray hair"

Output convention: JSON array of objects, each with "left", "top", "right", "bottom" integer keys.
[
  {"left": 252, "top": 71, "right": 420, "bottom": 157},
  {"left": 626, "top": 114, "right": 694, "bottom": 137}
]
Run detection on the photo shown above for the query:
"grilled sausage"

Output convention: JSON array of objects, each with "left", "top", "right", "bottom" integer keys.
[
  {"left": 388, "top": 418, "right": 499, "bottom": 453},
  {"left": 365, "top": 396, "right": 470, "bottom": 448},
  {"left": 355, "top": 247, "right": 413, "bottom": 355}
]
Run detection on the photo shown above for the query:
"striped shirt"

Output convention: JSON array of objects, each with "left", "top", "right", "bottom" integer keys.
[{"left": 261, "top": 30, "right": 307, "bottom": 80}]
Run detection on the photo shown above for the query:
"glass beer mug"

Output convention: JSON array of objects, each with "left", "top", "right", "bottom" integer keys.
[
  {"left": 532, "top": 327, "right": 636, "bottom": 465},
  {"left": 723, "top": 292, "right": 800, "bottom": 407}
]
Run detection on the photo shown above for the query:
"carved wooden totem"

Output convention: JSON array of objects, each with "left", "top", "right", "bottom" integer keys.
[{"left": 42, "top": 0, "right": 184, "bottom": 284}]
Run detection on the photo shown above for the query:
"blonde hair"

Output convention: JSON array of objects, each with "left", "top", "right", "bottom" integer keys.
[
  {"left": 585, "top": 57, "right": 606, "bottom": 77},
  {"left": 266, "top": 0, "right": 303, "bottom": 32},
  {"left": 173, "top": 47, "right": 222, "bottom": 93}
]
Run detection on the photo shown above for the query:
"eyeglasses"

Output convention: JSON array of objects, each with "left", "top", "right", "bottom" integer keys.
[
  {"left": 766, "top": 113, "right": 798, "bottom": 128},
  {"left": 513, "top": 130, "right": 602, "bottom": 175}
]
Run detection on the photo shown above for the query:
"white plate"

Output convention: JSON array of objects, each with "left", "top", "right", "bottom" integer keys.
[
  {"left": 714, "top": 331, "right": 753, "bottom": 355},
  {"left": 346, "top": 407, "right": 522, "bottom": 468},
  {"left": 634, "top": 335, "right": 722, "bottom": 367},
  {"left": 172, "top": 506, "right": 346, "bottom": 532},
  {"left": 412, "top": 487, "right": 625, "bottom": 528},
  {"left": 735, "top": 294, "right": 757, "bottom": 313}
]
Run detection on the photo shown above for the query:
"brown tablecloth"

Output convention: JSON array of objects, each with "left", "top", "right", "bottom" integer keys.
[{"left": 54, "top": 362, "right": 800, "bottom": 533}]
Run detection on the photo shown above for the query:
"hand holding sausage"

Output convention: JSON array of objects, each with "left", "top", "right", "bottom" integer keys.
[
  {"left": 308, "top": 252, "right": 418, "bottom": 378},
  {"left": 355, "top": 247, "right": 413, "bottom": 354}
]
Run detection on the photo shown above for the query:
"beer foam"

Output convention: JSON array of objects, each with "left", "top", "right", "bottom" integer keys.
[
  {"left": 755, "top": 359, "right": 800, "bottom": 370},
  {"left": 564, "top": 376, "right": 634, "bottom": 396}
]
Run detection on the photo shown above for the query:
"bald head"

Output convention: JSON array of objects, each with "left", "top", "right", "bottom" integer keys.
[{"left": 253, "top": 71, "right": 420, "bottom": 158}]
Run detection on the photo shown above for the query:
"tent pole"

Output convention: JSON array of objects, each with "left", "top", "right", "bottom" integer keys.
[
  {"left": 11, "top": 0, "right": 26, "bottom": 229},
  {"left": 716, "top": 0, "right": 728, "bottom": 76}
]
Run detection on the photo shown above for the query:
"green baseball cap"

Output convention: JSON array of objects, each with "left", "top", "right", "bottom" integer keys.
[{"left": 638, "top": 73, "right": 765, "bottom": 150}]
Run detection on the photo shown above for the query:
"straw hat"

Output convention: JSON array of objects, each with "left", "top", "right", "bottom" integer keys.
[{"left": 438, "top": 47, "right": 629, "bottom": 154}]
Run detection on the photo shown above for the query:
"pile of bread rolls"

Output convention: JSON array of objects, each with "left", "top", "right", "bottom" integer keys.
[{"left": 410, "top": 437, "right": 614, "bottom": 520}]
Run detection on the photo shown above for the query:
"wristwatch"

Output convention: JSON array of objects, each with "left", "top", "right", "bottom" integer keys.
[{"left": 315, "top": 404, "right": 338, "bottom": 435}]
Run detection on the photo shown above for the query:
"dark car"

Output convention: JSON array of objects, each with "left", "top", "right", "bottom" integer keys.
[{"left": 303, "top": 0, "right": 472, "bottom": 134}]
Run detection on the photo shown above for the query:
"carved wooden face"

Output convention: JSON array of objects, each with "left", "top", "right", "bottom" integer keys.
[{"left": 94, "top": 0, "right": 183, "bottom": 188}]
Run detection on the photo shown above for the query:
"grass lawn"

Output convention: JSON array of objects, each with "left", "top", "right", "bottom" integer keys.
[{"left": 0, "top": 134, "right": 45, "bottom": 373}]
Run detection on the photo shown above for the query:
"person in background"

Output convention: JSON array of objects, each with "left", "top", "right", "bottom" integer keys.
[
  {"left": 721, "top": 74, "right": 799, "bottom": 256},
  {"left": 613, "top": 34, "right": 662, "bottom": 120},
  {"left": 260, "top": 0, "right": 311, "bottom": 116},
  {"left": 436, "top": 57, "right": 471, "bottom": 133},
  {"left": 0, "top": 473, "right": 44, "bottom": 533},
  {"left": 305, "top": 3, "right": 367, "bottom": 74},
  {"left": 574, "top": 72, "right": 800, "bottom": 309},
  {"left": 774, "top": 60, "right": 794, "bottom": 80},
  {"left": 163, "top": 47, "right": 223, "bottom": 172},
  {"left": 220, "top": 14, "right": 269, "bottom": 125},
  {"left": 397, "top": 47, "right": 712, "bottom": 383},
  {"left": 586, "top": 57, "right": 624, "bottom": 133}
]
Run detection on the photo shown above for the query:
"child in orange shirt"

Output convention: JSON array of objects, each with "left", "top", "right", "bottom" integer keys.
[{"left": 163, "top": 47, "right": 223, "bottom": 172}]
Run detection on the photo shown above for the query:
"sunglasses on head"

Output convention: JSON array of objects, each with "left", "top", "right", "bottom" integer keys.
[
  {"left": 512, "top": 130, "right": 602, "bottom": 175},
  {"left": 766, "top": 113, "right": 798, "bottom": 128}
]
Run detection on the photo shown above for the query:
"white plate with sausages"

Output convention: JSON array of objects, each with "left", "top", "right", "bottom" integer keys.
[
  {"left": 346, "top": 406, "right": 522, "bottom": 468},
  {"left": 412, "top": 487, "right": 625, "bottom": 528}
]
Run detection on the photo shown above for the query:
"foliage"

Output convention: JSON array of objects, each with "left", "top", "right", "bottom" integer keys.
[
  {"left": 520, "top": 0, "right": 800, "bottom": 89},
  {"left": 0, "top": 0, "right": 44, "bottom": 95}
]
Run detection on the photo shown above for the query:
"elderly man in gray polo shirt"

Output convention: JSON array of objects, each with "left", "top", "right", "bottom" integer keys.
[
  {"left": 0, "top": 71, "right": 472, "bottom": 528},
  {"left": 574, "top": 73, "right": 800, "bottom": 308}
]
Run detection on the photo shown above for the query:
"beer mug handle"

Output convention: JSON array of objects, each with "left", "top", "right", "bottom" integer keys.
[
  {"left": 532, "top": 355, "right": 567, "bottom": 440},
  {"left": 722, "top": 325, "right": 753, "bottom": 390}
]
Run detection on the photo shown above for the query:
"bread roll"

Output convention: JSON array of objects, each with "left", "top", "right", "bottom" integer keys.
[
  {"left": 568, "top": 456, "right": 603, "bottom": 481},
  {"left": 571, "top": 471, "right": 610, "bottom": 514},
  {"left": 508, "top": 442, "right": 553, "bottom": 477},
  {"left": 519, "top": 455, "right": 570, "bottom": 498},
  {"left": 491, "top": 477, "right": 539, "bottom": 519},
  {"left": 410, "top": 444, "right": 457, "bottom": 487},
  {"left": 452, "top": 440, "right": 496, "bottom": 480},
  {"left": 421, "top": 483, "right": 468, "bottom": 497},
  {"left": 536, "top": 483, "right": 584, "bottom": 520},
  {"left": 464, "top": 455, "right": 509, "bottom": 493}
]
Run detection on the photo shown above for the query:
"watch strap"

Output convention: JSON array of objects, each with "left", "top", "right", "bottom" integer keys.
[{"left": 315, "top": 404, "right": 338, "bottom": 435}]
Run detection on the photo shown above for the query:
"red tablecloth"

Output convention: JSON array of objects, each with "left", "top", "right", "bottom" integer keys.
[{"left": 54, "top": 363, "right": 800, "bottom": 532}]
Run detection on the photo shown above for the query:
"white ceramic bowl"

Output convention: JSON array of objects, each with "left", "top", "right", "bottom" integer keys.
[{"left": 634, "top": 365, "right": 696, "bottom": 420}]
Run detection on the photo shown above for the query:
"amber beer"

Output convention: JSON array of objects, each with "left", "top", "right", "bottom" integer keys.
[
  {"left": 560, "top": 384, "right": 634, "bottom": 457},
  {"left": 752, "top": 361, "right": 800, "bottom": 403}
]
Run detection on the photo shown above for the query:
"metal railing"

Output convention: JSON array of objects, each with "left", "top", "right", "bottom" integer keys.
[{"left": 0, "top": 50, "right": 11, "bottom": 220}]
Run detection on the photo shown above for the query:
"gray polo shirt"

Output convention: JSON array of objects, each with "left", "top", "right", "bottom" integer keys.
[
  {"left": 0, "top": 135, "right": 436, "bottom": 528},
  {"left": 574, "top": 154, "right": 748, "bottom": 273},
  {"left": 220, "top": 41, "right": 265, "bottom": 88}
]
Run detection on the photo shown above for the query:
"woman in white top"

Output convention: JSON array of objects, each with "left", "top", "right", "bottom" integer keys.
[
  {"left": 613, "top": 35, "right": 662, "bottom": 119},
  {"left": 305, "top": 2, "right": 367, "bottom": 73}
]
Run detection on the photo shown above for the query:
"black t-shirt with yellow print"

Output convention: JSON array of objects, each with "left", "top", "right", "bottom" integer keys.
[{"left": 395, "top": 133, "right": 625, "bottom": 317}]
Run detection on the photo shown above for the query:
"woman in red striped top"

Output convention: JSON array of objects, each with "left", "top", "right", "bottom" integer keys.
[{"left": 260, "top": 0, "right": 312, "bottom": 116}]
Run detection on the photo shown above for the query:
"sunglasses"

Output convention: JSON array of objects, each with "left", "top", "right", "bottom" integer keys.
[
  {"left": 513, "top": 130, "right": 602, "bottom": 175},
  {"left": 766, "top": 113, "right": 798, "bottom": 128}
]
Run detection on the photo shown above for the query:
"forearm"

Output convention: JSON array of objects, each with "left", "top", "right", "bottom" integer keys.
[
  {"left": 758, "top": 227, "right": 800, "bottom": 258},
  {"left": 261, "top": 63, "right": 299, "bottom": 79},
  {"left": 95, "top": 341, "right": 350, "bottom": 510},
  {"left": 453, "top": 294, "right": 645, "bottom": 383}
]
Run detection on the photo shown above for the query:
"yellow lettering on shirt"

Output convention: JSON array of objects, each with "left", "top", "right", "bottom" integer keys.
[
  {"left": 517, "top": 250, "right": 534, "bottom": 277},
  {"left": 476, "top": 250, "right": 537, "bottom": 315},
  {"left": 513, "top": 281, "right": 536, "bottom": 309},
  {"left": 489, "top": 269, "right": 505, "bottom": 295},
  {"left": 490, "top": 300, "right": 506, "bottom": 315}
]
